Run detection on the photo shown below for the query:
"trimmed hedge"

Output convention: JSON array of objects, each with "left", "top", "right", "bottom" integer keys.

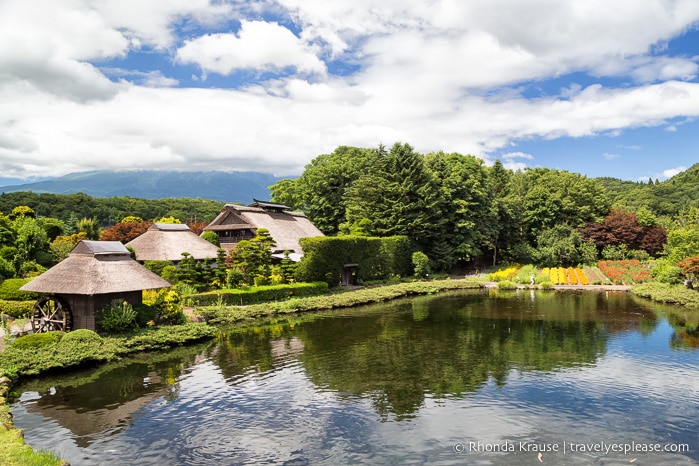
[
  {"left": 186, "top": 281, "right": 330, "bottom": 306},
  {"left": 0, "top": 300, "right": 34, "bottom": 318},
  {"left": 0, "top": 279, "right": 37, "bottom": 301},
  {"left": 295, "top": 235, "right": 414, "bottom": 286}
]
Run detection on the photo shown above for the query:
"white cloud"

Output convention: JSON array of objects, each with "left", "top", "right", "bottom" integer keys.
[
  {"left": 2, "top": 0, "right": 699, "bottom": 180},
  {"left": 662, "top": 166, "right": 687, "bottom": 178},
  {"left": 176, "top": 21, "right": 326, "bottom": 76},
  {"left": 603, "top": 153, "right": 620, "bottom": 160},
  {"left": 502, "top": 152, "right": 534, "bottom": 161}
]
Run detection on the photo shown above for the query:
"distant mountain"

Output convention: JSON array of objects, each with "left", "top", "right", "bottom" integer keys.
[{"left": 0, "top": 170, "right": 287, "bottom": 203}]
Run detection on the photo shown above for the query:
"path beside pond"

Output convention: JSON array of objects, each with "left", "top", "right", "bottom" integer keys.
[{"left": 481, "top": 282, "right": 632, "bottom": 291}]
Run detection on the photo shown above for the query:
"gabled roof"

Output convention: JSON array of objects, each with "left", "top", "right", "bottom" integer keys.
[
  {"left": 20, "top": 241, "right": 171, "bottom": 295},
  {"left": 204, "top": 204, "right": 324, "bottom": 254},
  {"left": 126, "top": 223, "right": 220, "bottom": 262}
]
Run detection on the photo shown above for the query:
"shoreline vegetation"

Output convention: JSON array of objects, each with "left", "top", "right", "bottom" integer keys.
[{"left": 1, "top": 277, "right": 698, "bottom": 465}]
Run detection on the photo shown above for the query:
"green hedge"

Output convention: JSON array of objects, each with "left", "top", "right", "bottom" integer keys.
[
  {"left": 187, "top": 282, "right": 330, "bottom": 306},
  {"left": 0, "top": 300, "right": 34, "bottom": 318},
  {"left": 295, "top": 236, "right": 414, "bottom": 286},
  {"left": 0, "top": 279, "right": 37, "bottom": 301}
]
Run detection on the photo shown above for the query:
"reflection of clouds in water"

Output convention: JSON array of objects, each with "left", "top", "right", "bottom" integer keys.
[{"left": 12, "top": 301, "right": 699, "bottom": 466}]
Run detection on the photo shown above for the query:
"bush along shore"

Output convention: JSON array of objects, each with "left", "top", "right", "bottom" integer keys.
[
  {"left": 195, "top": 278, "right": 484, "bottom": 325},
  {"left": 0, "top": 323, "right": 216, "bottom": 466},
  {"left": 631, "top": 282, "right": 699, "bottom": 308}
]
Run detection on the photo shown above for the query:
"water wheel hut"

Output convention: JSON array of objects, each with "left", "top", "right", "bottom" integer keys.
[{"left": 20, "top": 240, "right": 171, "bottom": 333}]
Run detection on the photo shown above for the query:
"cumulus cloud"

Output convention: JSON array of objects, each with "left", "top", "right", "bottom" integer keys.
[
  {"left": 176, "top": 21, "right": 326, "bottom": 76},
  {"left": 663, "top": 166, "right": 687, "bottom": 178},
  {"left": 1, "top": 0, "right": 699, "bottom": 180}
]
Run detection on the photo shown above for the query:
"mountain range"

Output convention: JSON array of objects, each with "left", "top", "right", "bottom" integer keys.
[{"left": 0, "top": 170, "right": 285, "bottom": 203}]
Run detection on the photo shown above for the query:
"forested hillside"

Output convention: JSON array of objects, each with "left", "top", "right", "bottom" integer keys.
[
  {"left": 271, "top": 143, "right": 698, "bottom": 271},
  {"left": 0, "top": 192, "right": 223, "bottom": 227},
  {"left": 598, "top": 163, "right": 699, "bottom": 216}
]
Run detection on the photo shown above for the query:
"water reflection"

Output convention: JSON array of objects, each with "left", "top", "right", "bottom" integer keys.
[{"left": 11, "top": 290, "right": 699, "bottom": 465}]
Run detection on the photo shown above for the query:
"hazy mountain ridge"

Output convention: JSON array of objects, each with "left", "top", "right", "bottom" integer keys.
[{"left": 0, "top": 170, "right": 286, "bottom": 203}]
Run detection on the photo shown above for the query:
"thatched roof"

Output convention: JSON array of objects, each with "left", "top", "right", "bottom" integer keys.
[
  {"left": 20, "top": 241, "right": 171, "bottom": 295},
  {"left": 204, "top": 203, "right": 324, "bottom": 254},
  {"left": 126, "top": 224, "right": 220, "bottom": 262}
]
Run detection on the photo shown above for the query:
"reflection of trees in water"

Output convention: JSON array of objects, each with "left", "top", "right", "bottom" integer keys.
[
  {"left": 18, "top": 343, "right": 212, "bottom": 447},
  {"left": 22, "top": 291, "right": 664, "bottom": 440},
  {"left": 292, "top": 291, "right": 658, "bottom": 419},
  {"left": 213, "top": 291, "right": 660, "bottom": 419}
]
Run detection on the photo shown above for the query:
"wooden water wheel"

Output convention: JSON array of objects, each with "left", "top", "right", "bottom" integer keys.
[{"left": 31, "top": 295, "right": 73, "bottom": 333}]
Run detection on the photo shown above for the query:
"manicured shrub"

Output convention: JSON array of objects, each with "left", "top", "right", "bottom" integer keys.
[
  {"left": 0, "top": 299, "right": 34, "bottom": 318},
  {"left": 12, "top": 331, "right": 63, "bottom": 350},
  {"left": 487, "top": 265, "right": 519, "bottom": 282},
  {"left": 144, "top": 260, "right": 174, "bottom": 277},
  {"left": 296, "top": 236, "right": 414, "bottom": 286},
  {"left": 515, "top": 265, "right": 538, "bottom": 284},
  {"left": 412, "top": 251, "right": 430, "bottom": 277},
  {"left": 0, "top": 278, "right": 38, "bottom": 300},
  {"left": 146, "top": 288, "right": 186, "bottom": 325},
  {"left": 60, "top": 329, "right": 103, "bottom": 345},
  {"left": 97, "top": 300, "right": 138, "bottom": 333}
]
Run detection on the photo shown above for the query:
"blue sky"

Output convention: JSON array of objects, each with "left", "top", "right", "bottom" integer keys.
[{"left": 1, "top": 0, "right": 698, "bottom": 185}]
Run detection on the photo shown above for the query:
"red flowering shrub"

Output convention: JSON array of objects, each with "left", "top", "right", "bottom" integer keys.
[{"left": 598, "top": 260, "right": 651, "bottom": 285}]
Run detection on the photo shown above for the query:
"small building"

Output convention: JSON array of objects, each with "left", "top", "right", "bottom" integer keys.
[
  {"left": 126, "top": 223, "right": 220, "bottom": 263},
  {"left": 203, "top": 200, "right": 324, "bottom": 260},
  {"left": 20, "top": 241, "right": 171, "bottom": 332}
]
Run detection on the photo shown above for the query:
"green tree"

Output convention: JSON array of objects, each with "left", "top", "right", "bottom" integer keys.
[
  {"left": 201, "top": 230, "right": 220, "bottom": 246},
  {"left": 345, "top": 143, "right": 440, "bottom": 255},
  {"left": 227, "top": 228, "right": 276, "bottom": 285},
  {"left": 533, "top": 224, "right": 582, "bottom": 267},
  {"left": 270, "top": 145, "right": 380, "bottom": 234},
  {"left": 50, "top": 232, "right": 88, "bottom": 262},
  {"left": 425, "top": 151, "right": 494, "bottom": 269},
  {"left": 37, "top": 217, "right": 66, "bottom": 241},
  {"left": 13, "top": 216, "right": 51, "bottom": 271},
  {"left": 155, "top": 216, "right": 181, "bottom": 224},
  {"left": 77, "top": 217, "right": 100, "bottom": 240}
]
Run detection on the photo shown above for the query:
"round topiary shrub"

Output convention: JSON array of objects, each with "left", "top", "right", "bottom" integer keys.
[
  {"left": 59, "top": 329, "right": 103, "bottom": 345},
  {"left": 12, "top": 331, "right": 64, "bottom": 350}
]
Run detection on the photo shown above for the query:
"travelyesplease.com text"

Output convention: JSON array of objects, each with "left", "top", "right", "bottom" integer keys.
[{"left": 453, "top": 440, "right": 690, "bottom": 455}]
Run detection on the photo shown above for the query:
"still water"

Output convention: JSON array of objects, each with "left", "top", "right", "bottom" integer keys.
[{"left": 11, "top": 290, "right": 699, "bottom": 465}]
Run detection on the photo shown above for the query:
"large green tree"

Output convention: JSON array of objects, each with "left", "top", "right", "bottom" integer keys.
[
  {"left": 345, "top": 143, "right": 440, "bottom": 254},
  {"left": 270, "top": 146, "right": 380, "bottom": 235},
  {"left": 424, "top": 151, "right": 494, "bottom": 269}
]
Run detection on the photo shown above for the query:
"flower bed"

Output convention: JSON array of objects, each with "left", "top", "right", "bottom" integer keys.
[{"left": 598, "top": 260, "right": 651, "bottom": 285}]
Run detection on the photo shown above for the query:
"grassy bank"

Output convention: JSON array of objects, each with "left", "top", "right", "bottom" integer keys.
[
  {"left": 196, "top": 278, "right": 484, "bottom": 324},
  {"left": 0, "top": 323, "right": 216, "bottom": 466},
  {"left": 632, "top": 282, "right": 699, "bottom": 308}
]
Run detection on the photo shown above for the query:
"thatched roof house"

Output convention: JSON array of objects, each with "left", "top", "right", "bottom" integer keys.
[
  {"left": 126, "top": 224, "right": 220, "bottom": 262},
  {"left": 203, "top": 200, "right": 323, "bottom": 259},
  {"left": 21, "top": 241, "right": 171, "bottom": 331}
]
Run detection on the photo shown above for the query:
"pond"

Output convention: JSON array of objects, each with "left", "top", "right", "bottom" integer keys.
[{"left": 10, "top": 289, "right": 699, "bottom": 465}]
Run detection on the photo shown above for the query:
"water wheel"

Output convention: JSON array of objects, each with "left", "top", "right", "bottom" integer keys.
[{"left": 31, "top": 295, "right": 73, "bottom": 333}]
